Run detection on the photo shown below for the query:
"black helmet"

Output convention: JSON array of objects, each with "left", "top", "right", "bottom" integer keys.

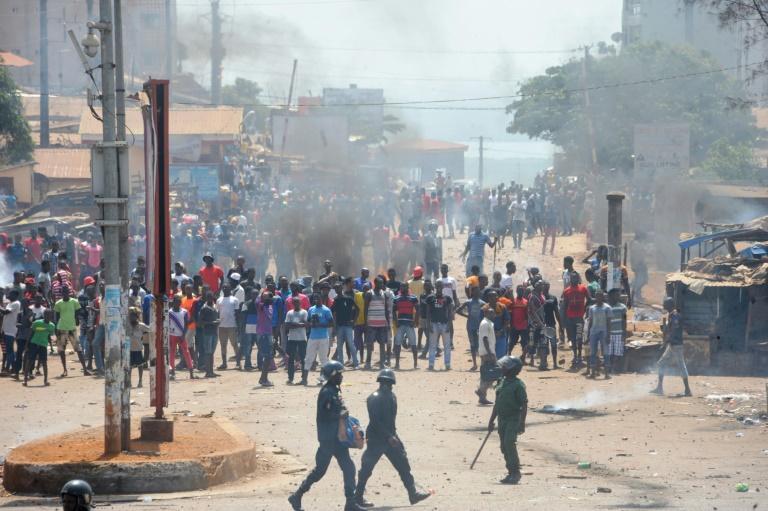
[
  {"left": 376, "top": 368, "right": 396, "bottom": 385},
  {"left": 321, "top": 360, "right": 344, "bottom": 380},
  {"left": 497, "top": 356, "right": 523, "bottom": 375},
  {"left": 61, "top": 479, "right": 93, "bottom": 510}
]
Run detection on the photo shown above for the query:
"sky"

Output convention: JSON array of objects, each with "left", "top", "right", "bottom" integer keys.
[{"left": 177, "top": 0, "right": 622, "bottom": 155}]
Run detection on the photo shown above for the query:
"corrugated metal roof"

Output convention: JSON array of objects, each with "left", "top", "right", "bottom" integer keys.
[
  {"left": 33, "top": 148, "right": 91, "bottom": 180},
  {"left": 0, "top": 51, "right": 33, "bottom": 68},
  {"left": 79, "top": 106, "right": 243, "bottom": 137},
  {"left": 385, "top": 139, "right": 469, "bottom": 152},
  {"left": 702, "top": 183, "right": 768, "bottom": 199},
  {"left": 22, "top": 95, "right": 86, "bottom": 119}
]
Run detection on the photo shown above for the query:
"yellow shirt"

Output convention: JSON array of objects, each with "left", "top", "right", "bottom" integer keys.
[
  {"left": 354, "top": 290, "right": 366, "bottom": 326},
  {"left": 408, "top": 278, "right": 424, "bottom": 298}
]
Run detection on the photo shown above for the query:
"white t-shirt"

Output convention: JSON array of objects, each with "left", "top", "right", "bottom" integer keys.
[
  {"left": 168, "top": 308, "right": 188, "bottom": 337},
  {"left": 216, "top": 296, "right": 240, "bottom": 328},
  {"left": 509, "top": 200, "right": 527, "bottom": 222},
  {"left": 285, "top": 309, "right": 308, "bottom": 342},
  {"left": 439, "top": 276, "right": 457, "bottom": 296},
  {"left": 171, "top": 273, "right": 190, "bottom": 288},
  {"left": 2, "top": 300, "right": 21, "bottom": 336},
  {"left": 29, "top": 305, "right": 46, "bottom": 321},
  {"left": 500, "top": 272, "right": 523, "bottom": 291},
  {"left": 477, "top": 318, "right": 495, "bottom": 357},
  {"left": 232, "top": 285, "right": 246, "bottom": 303}
]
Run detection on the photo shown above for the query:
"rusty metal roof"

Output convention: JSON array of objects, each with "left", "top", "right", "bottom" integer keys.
[
  {"left": 0, "top": 51, "right": 32, "bottom": 68},
  {"left": 79, "top": 106, "right": 243, "bottom": 138},
  {"left": 33, "top": 148, "right": 91, "bottom": 180}
]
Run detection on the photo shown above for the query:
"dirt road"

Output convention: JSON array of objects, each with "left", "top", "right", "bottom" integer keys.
[{"left": 2, "top": 232, "right": 766, "bottom": 510}]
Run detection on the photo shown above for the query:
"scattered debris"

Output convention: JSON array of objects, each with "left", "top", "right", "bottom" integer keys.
[
  {"left": 273, "top": 448, "right": 290, "bottom": 455},
  {"left": 200, "top": 411, "right": 215, "bottom": 418},
  {"left": 705, "top": 394, "right": 754, "bottom": 402},
  {"left": 281, "top": 468, "right": 306, "bottom": 475},
  {"left": 558, "top": 475, "right": 587, "bottom": 480},
  {"left": 596, "top": 487, "right": 612, "bottom": 493},
  {"left": 736, "top": 483, "right": 749, "bottom": 492},
  {"left": 577, "top": 462, "right": 591, "bottom": 469}
]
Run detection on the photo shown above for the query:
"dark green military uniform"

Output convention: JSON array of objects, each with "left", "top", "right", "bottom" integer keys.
[{"left": 494, "top": 376, "right": 527, "bottom": 473}]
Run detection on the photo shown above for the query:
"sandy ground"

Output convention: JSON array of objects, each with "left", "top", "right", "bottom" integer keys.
[{"left": 2, "top": 231, "right": 767, "bottom": 510}]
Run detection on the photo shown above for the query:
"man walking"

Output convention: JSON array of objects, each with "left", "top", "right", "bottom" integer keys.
[
  {"left": 651, "top": 297, "right": 692, "bottom": 397},
  {"left": 53, "top": 287, "right": 89, "bottom": 377},
  {"left": 289, "top": 361, "right": 365, "bottom": 511},
  {"left": 354, "top": 369, "right": 430, "bottom": 508},
  {"left": 460, "top": 225, "right": 497, "bottom": 277}
]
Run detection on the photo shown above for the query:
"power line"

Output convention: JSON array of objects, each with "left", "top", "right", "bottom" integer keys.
[
  {"left": 228, "top": 42, "right": 579, "bottom": 56},
  {"left": 216, "top": 60, "right": 765, "bottom": 109},
  {"left": 175, "top": 0, "right": 375, "bottom": 6}
]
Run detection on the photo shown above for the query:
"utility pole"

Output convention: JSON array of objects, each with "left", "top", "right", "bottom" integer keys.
[
  {"left": 277, "top": 59, "right": 298, "bottom": 177},
  {"left": 165, "top": 0, "right": 174, "bottom": 77},
  {"left": 210, "top": 0, "right": 222, "bottom": 105},
  {"left": 684, "top": 0, "right": 694, "bottom": 45},
  {"left": 580, "top": 46, "right": 598, "bottom": 175},
  {"left": 470, "top": 136, "right": 488, "bottom": 189},
  {"left": 94, "top": 0, "right": 126, "bottom": 456},
  {"left": 39, "top": 0, "right": 49, "bottom": 147},
  {"left": 113, "top": 0, "right": 132, "bottom": 451}
]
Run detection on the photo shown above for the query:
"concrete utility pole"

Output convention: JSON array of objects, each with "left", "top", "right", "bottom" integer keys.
[
  {"left": 580, "top": 46, "right": 598, "bottom": 175},
  {"left": 94, "top": 0, "right": 126, "bottom": 456},
  {"left": 277, "top": 59, "right": 298, "bottom": 177},
  {"left": 165, "top": 0, "right": 174, "bottom": 77},
  {"left": 684, "top": 0, "right": 694, "bottom": 45},
  {"left": 112, "top": 0, "right": 132, "bottom": 452},
  {"left": 470, "top": 136, "right": 488, "bottom": 189},
  {"left": 39, "top": 0, "right": 49, "bottom": 147},
  {"left": 210, "top": 0, "right": 222, "bottom": 105}
]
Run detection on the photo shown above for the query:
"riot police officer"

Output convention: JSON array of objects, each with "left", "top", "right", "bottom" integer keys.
[
  {"left": 487, "top": 356, "right": 528, "bottom": 484},
  {"left": 60, "top": 479, "right": 94, "bottom": 511},
  {"left": 354, "top": 368, "right": 430, "bottom": 507},
  {"left": 289, "top": 361, "right": 365, "bottom": 511}
]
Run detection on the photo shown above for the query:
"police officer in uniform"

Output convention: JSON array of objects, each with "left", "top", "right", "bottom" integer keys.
[
  {"left": 289, "top": 361, "right": 365, "bottom": 511},
  {"left": 354, "top": 368, "right": 430, "bottom": 508},
  {"left": 487, "top": 356, "right": 528, "bottom": 484},
  {"left": 60, "top": 480, "right": 94, "bottom": 511}
]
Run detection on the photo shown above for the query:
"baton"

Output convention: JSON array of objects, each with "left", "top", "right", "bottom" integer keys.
[{"left": 470, "top": 429, "right": 493, "bottom": 470}]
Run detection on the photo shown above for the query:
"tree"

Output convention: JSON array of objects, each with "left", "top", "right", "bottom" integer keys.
[
  {"left": 0, "top": 66, "right": 33, "bottom": 165},
  {"left": 221, "top": 77, "right": 267, "bottom": 132},
  {"left": 699, "top": 138, "right": 759, "bottom": 181},
  {"left": 221, "top": 77, "right": 263, "bottom": 108},
  {"left": 507, "top": 42, "right": 759, "bottom": 171}
]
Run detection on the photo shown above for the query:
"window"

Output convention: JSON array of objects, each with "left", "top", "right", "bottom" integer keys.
[{"left": 632, "top": 2, "right": 642, "bottom": 15}]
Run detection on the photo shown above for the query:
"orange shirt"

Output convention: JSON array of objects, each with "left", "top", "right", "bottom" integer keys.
[{"left": 180, "top": 295, "right": 199, "bottom": 330}]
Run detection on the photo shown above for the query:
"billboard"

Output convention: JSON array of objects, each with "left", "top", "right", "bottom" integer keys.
[
  {"left": 169, "top": 164, "right": 220, "bottom": 200},
  {"left": 633, "top": 123, "right": 690, "bottom": 178},
  {"left": 322, "top": 86, "right": 384, "bottom": 139},
  {"left": 271, "top": 113, "right": 349, "bottom": 165}
]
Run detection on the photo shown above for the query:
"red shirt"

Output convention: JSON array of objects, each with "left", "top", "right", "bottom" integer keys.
[
  {"left": 25, "top": 237, "right": 42, "bottom": 263},
  {"left": 563, "top": 284, "right": 589, "bottom": 319},
  {"left": 199, "top": 265, "right": 224, "bottom": 294},
  {"left": 507, "top": 297, "right": 529, "bottom": 330}
]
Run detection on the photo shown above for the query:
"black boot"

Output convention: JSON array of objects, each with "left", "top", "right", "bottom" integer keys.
[
  {"left": 300, "top": 370, "right": 308, "bottom": 386},
  {"left": 354, "top": 493, "right": 374, "bottom": 508},
  {"left": 288, "top": 490, "right": 305, "bottom": 511},
  {"left": 345, "top": 497, "right": 366, "bottom": 511},
  {"left": 408, "top": 485, "right": 431, "bottom": 504},
  {"left": 500, "top": 471, "right": 521, "bottom": 485}
]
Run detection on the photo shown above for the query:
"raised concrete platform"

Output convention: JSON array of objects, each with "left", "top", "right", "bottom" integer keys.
[{"left": 3, "top": 417, "right": 260, "bottom": 495}]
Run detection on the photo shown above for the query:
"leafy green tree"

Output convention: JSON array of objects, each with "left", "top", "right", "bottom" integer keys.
[
  {"left": 0, "top": 66, "right": 33, "bottom": 165},
  {"left": 507, "top": 42, "right": 759, "bottom": 171},
  {"left": 699, "top": 138, "right": 758, "bottom": 181},
  {"left": 222, "top": 77, "right": 262, "bottom": 107}
]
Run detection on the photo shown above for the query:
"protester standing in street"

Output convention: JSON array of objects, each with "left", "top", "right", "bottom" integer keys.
[
  {"left": 455, "top": 285, "right": 486, "bottom": 371},
  {"left": 460, "top": 225, "right": 497, "bottom": 277},
  {"left": 585, "top": 290, "right": 611, "bottom": 379},
  {"left": 425, "top": 280, "right": 453, "bottom": 371},
  {"left": 476, "top": 308, "right": 497, "bottom": 405},
  {"left": 392, "top": 282, "right": 419, "bottom": 369},
  {"left": 285, "top": 296, "right": 308, "bottom": 385},
  {"left": 354, "top": 369, "right": 430, "bottom": 508}
]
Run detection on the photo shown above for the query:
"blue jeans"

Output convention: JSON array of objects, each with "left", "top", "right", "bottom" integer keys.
[
  {"left": 241, "top": 333, "right": 255, "bottom": 368},
  {"left": 588, "top": 330, "right": 607, "bottom": 369},
  {"left": 428, "top": 323, "right": 452, "bottom": 368},
  {"left": 494, "top": 330, "right": 508, "bottom": 359},
  {"left": 256, "top": 333, "right": 273, "bottom": 370},
  {"left": 92, "top": 325, "right": 105, "bottom": 373},
  {"left": 3, "top": 334, "right": 15, "bottom": 372},
  {"left": 335, "top": 326, "right": 358, "bottom": 367}
]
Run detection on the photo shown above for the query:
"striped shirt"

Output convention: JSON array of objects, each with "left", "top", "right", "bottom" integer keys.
[{"left": 366, "top": 290, "right": 388, "bottom": 328}]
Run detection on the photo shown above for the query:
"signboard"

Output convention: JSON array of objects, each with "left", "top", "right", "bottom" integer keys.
[
  {"left": 170, "top": 164, "right": 220, "bottom": 200},
  {"left": 633, "top": 123, "right": 690, "bottom": 178},
  {"left": 322, "top": 86, "right": 384, "bottom": 139},
  {"left": 271, "top": 113, "right": 349, "bottom": 165}
]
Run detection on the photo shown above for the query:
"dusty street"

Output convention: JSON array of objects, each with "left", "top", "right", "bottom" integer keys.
[{"left": 2, "top": 232, "right": 767, "bottom": 510}]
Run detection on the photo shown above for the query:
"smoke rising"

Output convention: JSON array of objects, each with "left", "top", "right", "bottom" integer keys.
[{"left": 552, "top": 386, "right": 652, "bottom": 410}]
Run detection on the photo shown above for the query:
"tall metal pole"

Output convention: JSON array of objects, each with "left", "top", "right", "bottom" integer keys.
[
  {"left": 581, "top": 46, "right": 598, "bottom": 175},
  {"left": 165, "top": 0, "right": 174, "bottom": 77},
  {"left": 113, "top": 0, "right": 132, "bottom": 452},
  {"left": 478, "top": 136, "right": 484, "bottom": 189},
  {"left": 39, "top": 0, "right": 50, "bottom": 147},
  {"left": 277, "top": 59, "right": 298, "bottom": 176},
  {"left": 97, "top": 0, "right": 123, "bottom": 456},
  {"left": 210, "top": 0, "right": 222, "bottom": 105}
]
